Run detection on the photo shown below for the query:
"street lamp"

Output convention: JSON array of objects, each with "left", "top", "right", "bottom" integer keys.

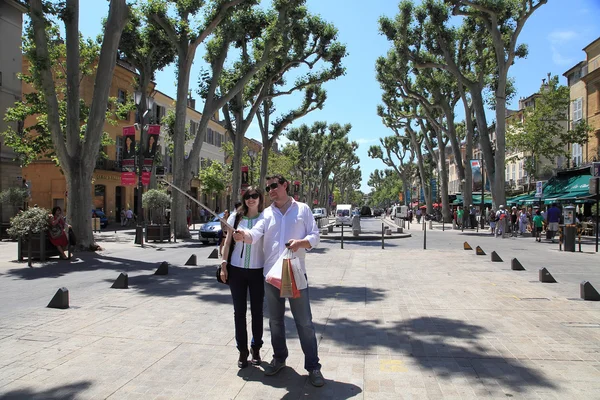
[{"left": 133, "top": 90, "right": 155, "bottom": 247}]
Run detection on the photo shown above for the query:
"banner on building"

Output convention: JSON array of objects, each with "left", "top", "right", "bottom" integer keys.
[
  {"left": 141, "top": 125, "right": 160, "bottom": 186},
  {"left": 121, "top": 126, "right": 137, "bottom": 186},
  {"left": 241, "top": 165, "right": 249, "bottom": 188},
  {"left": 470, "top": 160, "right": 483, "bottom": 192}
]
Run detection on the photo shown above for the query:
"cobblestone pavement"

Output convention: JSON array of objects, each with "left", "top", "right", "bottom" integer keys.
[{"left": 0, "top": 220, "right": 599, "bottom": 399}]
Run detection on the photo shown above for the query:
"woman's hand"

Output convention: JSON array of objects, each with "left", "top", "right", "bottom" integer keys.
[
  {"left": 220, "top": 261, "right": 228, "bottom": 281},
  {"left": 233, "top": 230, "right": 246, "bottom": 243}
]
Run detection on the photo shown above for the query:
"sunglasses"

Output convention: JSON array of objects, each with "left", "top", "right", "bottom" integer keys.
[
  {"left": 265, "top": 182, "right": 280, "bottom": 193},
  {"left": 244, "top": 193, "right": 260, "bottom": 200}
]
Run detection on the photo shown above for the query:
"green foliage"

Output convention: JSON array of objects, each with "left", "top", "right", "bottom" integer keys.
[
  {"left": 0, "top": 187, "right": 29, "bottom": 207},
  {"left": 368, "top": 169, "right": 403, "bottom": 208},
  {"left": 1, "top": 23, "right": 131, "bottom": 167},
  {"left": 198, "top": 160, "right": 228, "bottom": 195},
  {"left": 142, "top": 189, "right": 171, "bottom": 210},
  {"left": 7, "top": 207, "right": 52, "bottom": 239},
  {"left": 506, "top": 75, "right": 591, "bottom": 177}
]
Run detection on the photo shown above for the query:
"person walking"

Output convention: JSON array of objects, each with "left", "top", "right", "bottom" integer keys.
[
  {"left": 546, "top": 203, "right": 561, "bottom": 243},
  {"left": 518, "top": 208, "right": 528, "bottom": 235},
  {"left": 533, "top": 209, "right": 544, "bottom": 242},
  {"left": 120, "top": 209, "right": 126, "bottom": 227},
  {"left": 125, "top": 208, "right": 133, "bottom": 227},
  {"left": 456, "top": 206, "right": 464, "bottom": 229},
  {"left": 510, "top": 207, "right": 518, "bottom": 236},
  {"left": 220, "top": 187, "right": 265, "bottom": 369},
  {"left": 489, "top": 208, "right": 496, "bottom": 235},
  {"left": 233, "top": 174, "right": 323, "bottom": 387},
  {"left": 495, "top": 205, "right": 508, "bottom": 238}
]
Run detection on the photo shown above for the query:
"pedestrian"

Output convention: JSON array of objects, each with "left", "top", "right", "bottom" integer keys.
[
  {"left": 186, "top": 206, "right": 192, "bottom": 228},
  {"left": 546, "top": 203, "right": 561, "bottom": 243},
  {"left": 199, "top": 208, "right": 205, "bottom": 223},
  {"left": 469, "top": 204, "right": 476, "bottom": 228},
  {"left": 456, "top": 206, "right": 464, "bottom": 228},
  {"left": 125, "top": 208, "right": 133, "bottom": 227},
  {"left": 510, "top": 207, "right": 518, "bottom": 236},
  {"left": 220, "top": 187, "right": 265, "bottom": 368},
  {"left": 416, "top": 208, "right": 422, "bottom": 223},
  {"left": 489, "top": 208, "right": 496, "bottom": 235},
  {"left": 495, "top": 205, "right": 508, "bottom": 238},
  {"left": 120, "top": 209, "right": 126, "bottom": 227},
  {"left": 233, "top": 174, "right": 323, "bottom": 387},
  {"left": 533, "top": 209, "right": 544, "bottom": 242},
  {"left": 518, "top": 208, "right": 528, "bottom": 235}
]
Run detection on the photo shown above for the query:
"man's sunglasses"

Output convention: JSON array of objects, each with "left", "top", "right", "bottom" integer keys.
[
  {"left": 265, "top": 182, "right": 280, "bottom": 193},
  {"left": 244, "top": 193, "right": 260, "bottom": 200}
]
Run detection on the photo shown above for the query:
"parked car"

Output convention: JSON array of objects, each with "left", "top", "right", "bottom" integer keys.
[
  {"left": 199, "top": 212, "right": 225, "bottom": 245},
  {"left": 335, "top": 204, "right": 352, "bottom": 227},
  {"left": 312, "top": 208, "right": 326, "bottom": 220},
  {"left": 373, "top": 208, "right": 383, "bottom": 217},
  {"left": 360, "top": 206, "right": 372, "bottom": 217},
  {"left": 92, "top": 209, "right": 108, "bottom": 228}
]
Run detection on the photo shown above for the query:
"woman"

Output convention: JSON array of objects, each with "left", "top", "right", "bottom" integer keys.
[
  {"left": 48, "top": 206, "right": 70, "bottom": 259},
  {"left": 489, "top": 208, "right": 496, "bottom": 235},
  {"left": 220, "top": 188, "right": 265, "bottom": 368}
]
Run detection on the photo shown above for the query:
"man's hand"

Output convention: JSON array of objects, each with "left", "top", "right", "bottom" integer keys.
[{"left": 286, "top": 239, "right": 307, "bottom": 252}]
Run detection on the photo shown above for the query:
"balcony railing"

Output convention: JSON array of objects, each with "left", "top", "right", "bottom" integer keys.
[
  {"left": 95, "top": 159, "right": 122, "bottom": 171},
  {"left": 581, "top": 58, "right": 600, "bottom": 77}
]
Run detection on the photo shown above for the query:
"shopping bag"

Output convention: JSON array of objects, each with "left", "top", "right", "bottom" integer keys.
[
  {"left": 280, "top": 258, "right": 294, "bottom": 297},
  {"left": 290, "top": 258, "right": 307, "bottom": 290},
  {"left": 265, "top": 251, "right": 287, "bottom": 289}
]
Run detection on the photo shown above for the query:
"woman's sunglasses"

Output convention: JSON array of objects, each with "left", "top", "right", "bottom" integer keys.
[
  {"left": 244, "top": 193, "right": 260, "bottom": 200},
  {"left": 265, "top": 182, "right": 279, "bottom": 193}
]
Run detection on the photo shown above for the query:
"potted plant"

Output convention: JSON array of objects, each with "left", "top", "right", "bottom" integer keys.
[
  {"left": 0, "top": 187, "right": 29, "bottom": 239},
  {"left": 142, "top": 189, "right": 171, "bottom": 242},
  {"left": 8, "top": 206, "right": 61, "bottom": 262}
]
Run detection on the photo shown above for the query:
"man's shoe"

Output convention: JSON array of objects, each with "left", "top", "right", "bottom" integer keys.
[
  {"left": 250, "top": 347, "right": 261, "bottom": 366},
  {"left": 308, "top": 369, "right": 325, "bottom": 387},
  {"left": 264, "top": 359, "right": 286, "bottom": 376},
  {"left": 238, "top": 350, "right": 249, "bottom": 369}
]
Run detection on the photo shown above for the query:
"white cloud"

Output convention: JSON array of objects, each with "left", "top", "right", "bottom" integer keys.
[
  {"left": 551, "top": 46, "right": 576, "bottom": 66},
  {"left": 548, "top": 30, "right": 577, "bottom": 44},
  {"left": 355, "top": 138, "right": 377, "bottom": 145}
]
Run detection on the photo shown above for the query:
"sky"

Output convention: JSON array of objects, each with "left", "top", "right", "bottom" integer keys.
[{"left": 77, "top": 0, "right": 600, "bottom": 193}]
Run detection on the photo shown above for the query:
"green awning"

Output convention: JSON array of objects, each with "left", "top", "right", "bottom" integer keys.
[{"left": 543, "top": 174, "right": 592, "bottom": 199}]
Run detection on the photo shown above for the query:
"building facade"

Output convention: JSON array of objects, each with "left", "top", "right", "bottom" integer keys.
[{"left": 0, "top": 0, "right": 27, "bottom": 222}]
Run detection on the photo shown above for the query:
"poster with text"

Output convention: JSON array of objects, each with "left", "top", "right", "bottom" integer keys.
[
  {"left": 121, "top": 126, "right": 137, "bottom": 186},
  {"left": 471, "top": 160, "right": 482, "bottom": 192}
]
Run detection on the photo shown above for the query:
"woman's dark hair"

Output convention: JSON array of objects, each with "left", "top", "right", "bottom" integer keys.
[
  {"left": 52, "top": 206, "right": 62, "bottom": 216},
  {"left": 239, "top": 186, "right": 264, "bottom": 216}
]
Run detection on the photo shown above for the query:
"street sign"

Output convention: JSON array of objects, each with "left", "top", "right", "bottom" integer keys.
[
  {"left": 592, "top": 162, "right": 600, "bottom": 177},
  {"left": 535, "top": 181, "right": 543, "bottom": 198},
  {"left": 590, "top": 177, "right": 599, "bottom": 195}
]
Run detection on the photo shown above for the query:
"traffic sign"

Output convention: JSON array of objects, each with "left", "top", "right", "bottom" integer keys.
[{"left": 535, "top": 181, "right": 543, "bottom": 198}]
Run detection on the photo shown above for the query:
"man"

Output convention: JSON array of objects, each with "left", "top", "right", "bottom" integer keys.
[
  {"left": 495, "top": 205, "right": 508, "bottom": 238},
  {"left": 469, "top": 204, "right": 476, "bottom": 229},
  {"left": 233, "top": 174, "right": 323, "bottom": 387},
  {"left": 546, "top": 203, "right": 561, "bottom": 243},
  {"left": 456, "top": 206, "right": 464, "bottom": 229},
  {"left": 125, "top": 208, "right": 134, "bottom": 227}
]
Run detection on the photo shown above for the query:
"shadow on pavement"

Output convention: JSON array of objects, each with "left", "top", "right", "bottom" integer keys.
[
  {"left": 0, "top": 380, "right": 92, "bottom": 400},
  {"left": 317, "top": 316, "right": 555, "bottom": 394},
  {"left": 237, "top": 364, "right": 361, "bottom": 400}
]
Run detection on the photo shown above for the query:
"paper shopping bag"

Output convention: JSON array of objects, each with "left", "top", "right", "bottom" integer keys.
[
  {"left": 290, "top": 258, "right": 307, "bottom": 290},
  {"left": 280, "top": 258, "right": 294, "bottom": 297}
]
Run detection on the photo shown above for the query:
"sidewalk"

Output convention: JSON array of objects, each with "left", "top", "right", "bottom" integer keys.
[{"left": 0, "top": 226, "right": 599, "bottom": 399}]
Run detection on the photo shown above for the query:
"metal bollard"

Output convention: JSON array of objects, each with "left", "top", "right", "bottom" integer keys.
[
  {"left": 381, "top": 223, "right": 385, "bottom": 249},
  {"left": 341, "top": 224, "right": 344, "bottom": 249},
  {"left": 423, "top": 218, "right": 427, "bottom": 250}
]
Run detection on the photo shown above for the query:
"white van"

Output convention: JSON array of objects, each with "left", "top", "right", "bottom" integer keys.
[
  {"left": 395, "top": 205, "right": 408, "bottom": 220},
  {"left": 335, "top": 204, "right": 352, "bottom": 227}
]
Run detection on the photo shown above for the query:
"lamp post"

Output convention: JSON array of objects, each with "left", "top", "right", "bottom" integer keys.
[{"left": 133, "top": 90, "right": 155, "bottom": 247}]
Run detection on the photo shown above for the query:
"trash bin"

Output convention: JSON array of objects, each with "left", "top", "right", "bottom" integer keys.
[{"left": 563, "top": 225, "right": 576, "bottom": 252}]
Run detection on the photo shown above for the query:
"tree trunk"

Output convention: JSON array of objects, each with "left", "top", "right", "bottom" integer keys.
[
  {"left": 494, "top": 78, "right": 508, "bottom": 208},
  {"left": 461, "top": 93, "right": 474, "bottom": 212},
  {"left": 436, "top": 130, "right": 451, "bottom": 222},
  {"left": 67, "top": 161, "right": 94, "bottom": 250},
  {"left": 470, "top": 89, "right": 496, "bottom": 205},
  {"left": 172, "top": 52, "right": 193, "bottom": 239},
  {"left": 259, "top": 144, "right": 270, "bottom": 191},
  {"left": 407, "top": 127, "right": 430, "bottom": 212}
]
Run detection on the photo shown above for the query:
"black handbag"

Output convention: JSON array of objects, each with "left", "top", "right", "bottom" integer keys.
[{"left": 216, "top": 213, "right": 242, "bottom": 284}]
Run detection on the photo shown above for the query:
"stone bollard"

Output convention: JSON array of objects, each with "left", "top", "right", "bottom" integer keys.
[
  {"left": 351, "top": 215, "right": 361, "bottom": 234},
  {"left": 328, "top": 225, "right": 333, "bottom": 233},
  {"left": 397, "top": 227, "right": 403, "bottom": 233},
  {"left": 320, "top": 228, "right": 328, "bottom": 236},
  {"left": 385, "top": 227, "right": 392, "bottom": 235}
]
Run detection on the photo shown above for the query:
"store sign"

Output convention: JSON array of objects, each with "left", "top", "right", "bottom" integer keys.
[{"left": 535, "top": 181, "right": 543, "bottom": 198}]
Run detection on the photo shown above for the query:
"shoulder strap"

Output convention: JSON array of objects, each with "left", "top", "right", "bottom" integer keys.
[{"left": 226, "top": 213, "right": 243, "bottom": 264}]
